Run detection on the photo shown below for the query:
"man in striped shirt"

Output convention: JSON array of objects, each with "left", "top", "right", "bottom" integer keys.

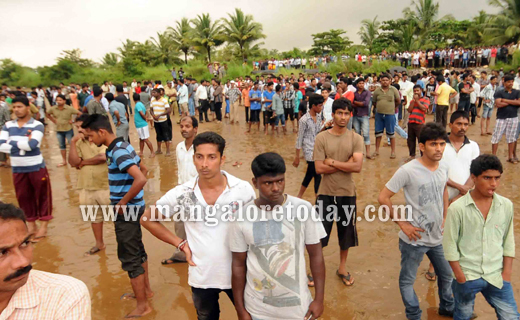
[
  {"left": 0, "top": 96, "right": 52, "bottom": 240},
  {"left": 0, "top": 202, "right": 91, "bottom": 320},
  {"left": 150, "top": 89, "right": 172, "bottom": 156},
  {"left": 81, "top": 114, "right": 152, "bottom": 318},
  {"left": 406, "top": 85, "right": 430, "bottom": 162}
]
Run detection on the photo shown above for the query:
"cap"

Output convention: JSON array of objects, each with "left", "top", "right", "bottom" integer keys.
[{"left": 230, "top": 80, "right": 236, "bottom": 84}]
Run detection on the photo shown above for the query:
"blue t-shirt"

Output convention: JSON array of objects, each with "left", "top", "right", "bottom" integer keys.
[
  {"left": 109, "top": 101, "right": 128, "bottom": 125},
  {"left": 417, "top": 80, "right": 425, "bottom": 90},
  {"left": 249, "top": 90, "right": 262, "bottom": 111},
  {"left": 262, "top": 90, "right": 275, "bottom": 109},
  {"left": 294, "top": 91, "right": 303, "bottom": 112},
  {"left": 84, "top": 95, "right": 93, "bottom": 106},
  {"left": 106, "top": 138, "right": 145, "bottom": 207},
  {"left": 134, "top": 102, "right": 148, "bottom": 128}
]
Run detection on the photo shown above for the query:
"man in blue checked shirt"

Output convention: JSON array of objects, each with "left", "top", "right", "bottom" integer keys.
[{"left": 81, "top": 114, "right": 152, "bottom": 319}]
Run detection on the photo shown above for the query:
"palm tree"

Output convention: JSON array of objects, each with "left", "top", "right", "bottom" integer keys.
[
  {"left": 467, "top": 11, "right": 489, "bottom": 45},
  {"left": 168, "top": 18, "right": 192, "bottom": 64},
  {"left": 403, "top": 0, "right": 439, "bottom": 32},
  {"left": 101, "top": 53, "right": 119, "bottom": 67},
  {"left": 358, "top": 16, "right": 381, "bottom": 53},
  {"left": 397, "top": 21, "right": 418, "bottom": 51},
  {"left": 190, "top": 13, "right": 224, "bottom": 63},
  {"left": 221, "top": 8, "right": 266, "bottom": 61},
  {"left": 150, "top": 31, "right": 176, "bottom": 66},
  {"left": 486, "top": 0, "right": 520, "bottom": 44}
]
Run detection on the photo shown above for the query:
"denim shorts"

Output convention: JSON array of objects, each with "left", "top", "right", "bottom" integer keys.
[
  {"left": 274, "top": 114, "right": 286, "bottom": 126},
  {"left": 56, "top": 129, "right": 73, "bottom": 150},
  {"left": 375, "top": 112, "right": 396, "bottom": 138},
  {"left": 482, "top": 106, "right": 493, "bottom": 119}
]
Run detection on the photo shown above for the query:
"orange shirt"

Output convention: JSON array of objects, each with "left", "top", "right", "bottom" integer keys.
[
  {"left": 70, "top": 93, "right": 79, "bottom": 110},
  {"left": 335, "top": 91, "right": 354, "bottom": 102},
  {"left": 242, "top": 88, "right": 250, "bottom": 107}
]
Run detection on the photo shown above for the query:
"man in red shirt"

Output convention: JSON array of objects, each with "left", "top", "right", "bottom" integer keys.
[
  {"left": 335, "top": 77, "right": 354, "bottom": 102},
  {"left": 491, "top": 47, "right": 498, "bottom": 67},
  {"left": 406, "top": 85, "right": 429, "bottom": 162}
]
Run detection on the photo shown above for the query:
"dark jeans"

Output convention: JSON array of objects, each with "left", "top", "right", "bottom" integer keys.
[
  {"left": 458, "top": 100, "right": 470, "bottom": 113},
  {"left": 407, "top": 123, "right": 423, "bottom": 157},
  {"left": 469, "top": 103, "right": 477, "bottom": 124},
  {"left": 199, "top": 99, "right": 209, "bottom": 122},
  {"left": 191, "top": 287, "right": 234, "bottom": 320},
  {"left": 302, "top": 161, "right": 321, "bottom": 194},
  {"left": 114, "top": 206, "right": 147, "bottom": 279},
  {"left": 452, "top": 278, "right": 519, "bottom": 320},
  {"left": 435, "top": 105, "right": 449, "bottom": 128},
  {"left": 214, "top": 102, "right": 222, "bottom": 121},
  {"left": 244, "top": 106, "right": 250, "bottom": 123},
  {"left": 399, "top": 239, "right": 454, "bottom": 320}
]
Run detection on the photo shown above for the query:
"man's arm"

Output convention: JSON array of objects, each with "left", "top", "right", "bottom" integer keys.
[
  {"left": 502, "top": 203, "right": 515, "bottom": 281},
  {"left": 113, "top": 110, "right": 121, "bottom": 125},
  {"left": 324, "top": 152, "right": 363, "bottom": 173},
  {"left": 315, "top": 160, "right": 339, "bottom": 174},
  {"left": 305, "top": 243, "right": 325, "bottom": 320},
  {"left": 231, "top": 252, "right": 251, "bottom": 320},
  {"left": 15, "top": 123, "right": 44, "bottom": 152},
  {"left": 443, "top": 206, "right": 465, "bottom": 283},
  {"left": 68, "top": 137, "right": 82, "bottom": 167},
  {"left": 117, "top": 165, "right": 147, "bottom": 207},
  {"left": 443, "top": 185, "right": 449, "bottom": 225}
]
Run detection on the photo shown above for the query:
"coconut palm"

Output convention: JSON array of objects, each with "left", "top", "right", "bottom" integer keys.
[
  {"left": 358, "top": 16, "right": 381, "bottom": 53},
  {"left": 403, "top": 0, "right": 440, "bottom": 32},
  {"left": 221, "top": 8, "right": 266, "bottom": 60},
  {"left": 168, "top": 18, "right": 192, "bottom": 64},
  {"left": 101, "top": 53, "right": 119, "bottom": 67},
  {"left": 190, "top": 13, "right": 224, "bottom": 63},
  {"left": 150, "top": 31, "right": 176, "bottom": 66},
  {"left": 485, "top": 0, "right": 520, "bottom": 44}
]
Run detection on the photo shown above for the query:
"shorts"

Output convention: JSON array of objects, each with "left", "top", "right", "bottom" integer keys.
[
  {"left": 317, "top": 195, "right": 359, "bottom": 251},
  {"left": 263, "top": 110, "right": 274, "bottom": 126},
  {"left": 449, "top": 93, "right": 459, "bottom": 104},
  {"left": 180, "top": 102, "right": 189, "bottom": 113},
  {"left": 284, "top": 108, "right": 295, "bottom": 121},
  {"left": 154, "top": 121, "right": 172, "bottom": 142},
  {"left": 274, "top": 114, "right": 286, "bottom": 126},
  {"left": 114, "top": 205, "right": 148, "bottom": 279},
  {"left": 136, "top": 126, "right": 150, "bottom": 140},
  {"left": 56, "top": 130, "right": 73, "bottom": 150},
  {"left": 482, "top": 106, "right": 493, "bottom": 119},
  {"left": 250, "top": 109, "right": 260, "bottom": 123},
  {"left": 517, "top": 120, "right": 520, "bottom": 140},
  {"left": 79, "top": 189, "right": 110, "bottom": 223},
  {"left": 374, "top": 112, "right": 396, "bottom": 138},
  {"left": 491, "top": 117, "right": 519, "bottom": 144}
]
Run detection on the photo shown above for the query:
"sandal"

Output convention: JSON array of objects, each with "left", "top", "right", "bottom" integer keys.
[
  {"left": 85, "top": 246, "right": 105, "bottom": 256},
  {"left": 390, "top": 153, "right": 396, "bottom": 159},
  {"left": 307, "top": 273, "right": 315, "bottom": 287},
  {"left": 425, "top": 270, "right": 437, "bottom": 281},
  {"left": 507, "top": 158, "right": 519, "bottom": 164},
  {"left": 336, "top": 270, "right": 355, "bottom": 286},
  {"left": 371, "top": 152, "right": 379, "bottom": 158}
]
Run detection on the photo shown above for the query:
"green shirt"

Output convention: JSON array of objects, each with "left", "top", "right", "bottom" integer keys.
[
  {"left": 443, "top": 192, "right": 515, "bottom": 289},
  {"left": 48, "top": 105, "right": 79, "bottom": 132},
  {"left": 372, "top": 86, "right": 400, "bottom": 115}
]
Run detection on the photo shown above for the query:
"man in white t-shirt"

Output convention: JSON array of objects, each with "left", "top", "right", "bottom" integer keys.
[
  {"left": 161, "top": 116, "right": 199, "bottom": 265},
  {"left": 140, "top": 132, "right": 256, "bottom": 320},
  {"left": 230, "top": 152, "right": 326, "bottom": 320},
  {"left": 469, "top": 75, "right": 481, "bottom": 125}
]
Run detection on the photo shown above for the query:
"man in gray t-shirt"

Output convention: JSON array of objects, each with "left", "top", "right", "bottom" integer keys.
[{"left": 378, "top": 122, "right": 454, "bottom": 320}]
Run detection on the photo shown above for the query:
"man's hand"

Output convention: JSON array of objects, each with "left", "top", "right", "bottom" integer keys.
[
  {"left": 293, "top": 157, "right": 300, "bottom": 168},
  {"left": 72, "top": 134, "right": 82, "bottom": 143},
  {"left": 181, "top": 242, "right": 197, "bottom": 266},
  {"left": 502, "top": 271, "right": 512, "bottom": 282},
  {"left": 116, "top": 121, "right": 121, "bottom": 127},
  {"left": 237, "top": 310, "right": 252, "bottom": 320},
  {"left": 457, "top": 184, "right": 471, "bottom": 195},
  {"left": 323, "top": 158, "right": 334, "bottom": 166},
  {"left": 305, "top": 300, "right": 324, "bottom": 320},
  {"left": 455, "top": 273, "right": 467, "bottom": 284},
  {"left": 398, "top": 222, "right": 425, "bottom": 242},
  {"left": 324, "top": 120, "right": 333, "bottom": 128},
  {"left": 115, "top": 201, "right": 127, "bottom": 215}
]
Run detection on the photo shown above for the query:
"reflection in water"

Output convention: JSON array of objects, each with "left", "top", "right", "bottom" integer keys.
[{"left": 0, "top": 113, "right": 518, "bottom": 319}]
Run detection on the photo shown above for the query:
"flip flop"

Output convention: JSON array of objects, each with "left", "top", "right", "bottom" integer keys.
[
  {"left": 425, "top": 271, "right": 437, "bottom": 281},
  {"left": 507, "top": 158, "right": 519, "bottom": 164},
  {"left": 85, "top": 246, "right": 104, "bottom": 256},
  {"left": 161, "top": 257, "right": 185, "bottom": 265},
  {"left": 120, "top": 293, "right": 136, "bottom": 300},
  {"left": 336, "top": 270, "right": 355, "bottom": 286},
  {"left": 390, "top": 153, "right": 396, "bottom": 159}
]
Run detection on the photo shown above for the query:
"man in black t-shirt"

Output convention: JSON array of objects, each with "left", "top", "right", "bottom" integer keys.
[
  {"left": 457, "top": 76, "right": 472, "bottom": 113},
  {"left": 492, "top": 75, "right": 520, "bottom": 163}
]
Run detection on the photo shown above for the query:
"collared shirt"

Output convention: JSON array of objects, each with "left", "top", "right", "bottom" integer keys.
[
  {"left": 443, "top": 192, "right": 515, "bottom": 289},
  {"left": 282, "top": 90, "right": 295, "bottom": 109},
  {"left": 480, "top": 84, "right": 497, "bottom": 108},
  {"left": 373, "top": 86, "right": 400, "bottom": 115},
  {"left": 195, "top": 85, "right": 208, "bottom": 100},
  {"left": 164, "top": 86, "right": 177, "bottom": 102},
  {"left": 408, "top": 97, "right": 430, "bottom": 125},
  {"left": 295, "top": 112, "right": 324, "bottom": 161},
  {"left": 85, "top": 99, "right": 106, "bottom": 115},
  {"left": 0, "top": 270, "right": 91, "bottom": 320},
  {"left": 441, "top": 136, "right": 480, "bottom": 200},
  {"left": 109, "top": 100, "right": 128, "bottom": 125},
  {"left": 47, "top": 105, "right": 79, "bottom": 132},
  {"left": 76, "top": 139, "right": 108, "bottom": 190},
  {"left": 435, "top": 82, "right": 456, "bottom": 106},
  {"left": 176, "top": 141, "right": 197, "bottom": 185},
  {"left": 353, "top": 89, "right": 371, "bottom": 117},
  {"left": 0, "top": 118, "right": 45, "bottom": 173},
  {"left": 155, "top": 171, "right": 256, "bottom": 289},
  {"left": 227, "top": 87, "right": 241, "bottom": 104},
  {"left": 177, "top": 84, "right": 189, "bottom": 104},
  {"left": 106, "top": 137, "right": 144, "bottom": 206}
]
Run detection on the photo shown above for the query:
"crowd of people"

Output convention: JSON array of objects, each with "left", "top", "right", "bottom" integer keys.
[{"left": 0, "top": 59, "right": 519, "bottom": 320}]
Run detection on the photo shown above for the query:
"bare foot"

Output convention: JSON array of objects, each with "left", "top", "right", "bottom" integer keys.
[
  {"left": 155, "top": 151, "right": 163, "bottom": 155},
  {"left": 149, "top": 153, "right": 155, "bottom": 158},
  {"left": 165, "top": 151, "right": 171, "bottom": 156},
  {"left": 138, "top": 153, "right": 144, "bottom": 157},
  {"left": 120, "top": 292, "right": 155, "bottom": 300},
  {"left": 124, "top": 305, "right": 152, "bottom": 318},
  {"left": 57, "top": 163, "right": 67, "bottom": 167}
]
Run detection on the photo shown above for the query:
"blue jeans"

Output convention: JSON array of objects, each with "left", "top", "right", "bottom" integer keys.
[
  {"left": 56, "top": 129, "right": 73, "bottom": 150},
  {"left": 452, "top": 278, "right": 519, "bottom": 320},
  {"left": 274, "top": 114, "right": 285, "bottom": 126},
  {"left": 225, "top": 99, "right": 230, "bottom": 113},
  {"left": 459, "top": 100, "right": 470, "bottom": 113},
  {"left": 394, "top": 114, "right": 408, "bottom": 139},
  {"left": 399, "top": 239, "right": 454, "bottom": 320},
  {"left": 352, "top": 116, "right": 370, "bottom": 145},
  {"left": 188, "top": 97, "right": 196, "bottom": 116},
  {"left": 375, "top": 112, "right": 396, "bottom": 137}
]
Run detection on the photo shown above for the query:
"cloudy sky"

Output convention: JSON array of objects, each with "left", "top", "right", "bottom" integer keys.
[{"left": 0, "top": 0, "right": 494, "bottom": 68}]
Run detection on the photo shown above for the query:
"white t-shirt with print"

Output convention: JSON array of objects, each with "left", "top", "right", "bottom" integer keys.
[
  {"left": 156, "top": 171, "right": 256, "bottom": 289},
  {"left": 229, "top": 195, "right": 326, "bottom": 320}
]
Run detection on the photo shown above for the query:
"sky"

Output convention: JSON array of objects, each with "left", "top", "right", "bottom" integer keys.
[{"left": 0, "top": 0, "right": 495, "bottom": 68}]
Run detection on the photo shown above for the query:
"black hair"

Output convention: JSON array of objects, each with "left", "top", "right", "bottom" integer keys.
[
  {"left": 450, "top": 110, "right": 470, "bottom": 124},
  {"left": 470, "top": 154, "right": 503, "bottom": 177},
  {"left": 30, "top": 91, "right": 37, "bottom": 96},
  {"left": 81, "top": 114, "right": 113, "bottom": 133},
  {"left": 133, "top": 93, "right": 140, "bottom": 102},
  {"left": 332, "top": 97, "right": 353, "bottom": 113},
  {"left": 419, "top": 122, "right": 448, "bottom": 144},
  {"left": 251, "top": 152, "right": 286, "bottom": 178},
  {"left": 504, "top": 75, "right": 514, "bottom": 83},
  {"left": 436, "top": 75, "right": 445, "bottom": 83},
  {"left": 105, "top": 93, "right": 114, "bottom": 102},
  {"left": 275, "top": 85, "right": 281, "bottom": 92},
  {"left": 75, "top": 113, "right": 90, "bottom": 123},
  {"left": 116, "top": 85, "right": 123, "bottom": 93},
  {"left": 411, "top": 75, "right": 418, "bottom": 83},
  {"left": 0, "top": 202, "right": 26, "bottom": 223},
  {"left": 93, "top": 87, "right": 103, "bottom": 97},
  {"left": 267, "top": 81, "right": 273, "bottom": 87},
  {"left": 413, "top": 85, "right": 422, "bottom": 90},
  {"left": 11, "top": 96, "right": 29, "bottom": 106},
  {"left": 56, "top": 94, "right": 66, "bottom": 101},
  {"left": 141, "top": 86, "right": 147, "bottom": 91},
  {"left": 380, "top": 73, "right": 391, "bottom": 80},
  {"left": 490, "top": 76, "right": 497, "bottom": 81},
  {"left": 293, "top": 82, "right": 299, "bottom": 90},
  {"left": 82, "top": 83, "right": 89, "bottom": 88},
  {"left": 193, "top": 131, "right": 225, "bottom": 156},
  {"left": 308, "top": 93, "right": 324, "bottom": 107},
  {"left": 180, "top": 115, "right": 199, "bottom": 128}
]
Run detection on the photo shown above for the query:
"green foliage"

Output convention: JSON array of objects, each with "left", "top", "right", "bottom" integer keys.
[
  {"left": 221, "top": 8, "right": 266, "bottom": 60},
  {"left": 358, "top": 16, "right": 381, "bottom": 53},
  {"left": 0, "top": 59, "right": 24, "bottom": 82},
  {"left": 310, "top": 29, "right": 352, "bottom": 55},
  {"left": 190, "top": 13, "right": 225, "bottom": 63},
  {"left": 486, "top": 0, "right": 520, "bottom": 44},
  {"left": 168, "top": 18, "right": 193, "bottom": 64}
]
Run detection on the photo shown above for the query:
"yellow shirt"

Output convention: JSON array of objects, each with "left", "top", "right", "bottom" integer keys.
[
  {"left": 435, "top": 82, "right": 456, "bottom": 106},
  {"left": 75, "top": 139, "right": 108, "bottom": 190}
]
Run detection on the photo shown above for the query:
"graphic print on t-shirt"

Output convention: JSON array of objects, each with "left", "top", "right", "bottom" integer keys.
[
  {"left": 250, "top": 219, "right": 302, "bottom": 308},
  {"left": 417, "top": 180, "right": 444, "bottom": 235}
]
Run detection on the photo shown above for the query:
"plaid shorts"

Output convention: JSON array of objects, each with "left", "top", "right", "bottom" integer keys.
[{"left": 491, "top": 117, "right": 519, "bottom": 144}]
